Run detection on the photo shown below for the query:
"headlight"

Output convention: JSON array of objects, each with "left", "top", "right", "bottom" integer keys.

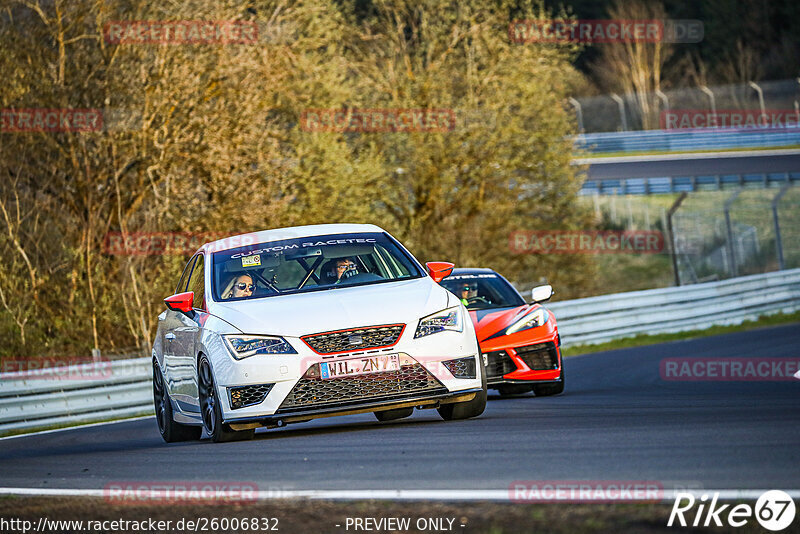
[
  {"left": 222, "top": 335, "right": 297, "bottom": 359},
  {"left": 505, "top": 307, "right": 548, "bottom": 335},
  {"left": 414, "top": 306, "right": 463, "bottom": 338}
]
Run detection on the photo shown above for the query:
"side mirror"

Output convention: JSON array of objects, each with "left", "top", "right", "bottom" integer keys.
[
  {"left": 531, "top": 285, "right": 553, "bottom": 303},
  {"left": 164, "top": 291, "right": 194, "bottom": 315},
  {"left": 425, "top": 261, "right": 455, "bottom": 283}
]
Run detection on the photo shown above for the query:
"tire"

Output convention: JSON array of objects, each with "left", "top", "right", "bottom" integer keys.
[
  {"left": 198, "top": 356, "right": 255, "bottom": 443},
  {"left": 438, "top": 359, "right": 487, "bottom": 421},
  {"left": 533, "top": 364, "right": 565, "bottom": 396},
  {"left": 153, "top": 361, "right": 201, "bottom": 443},
  {"left": 374, "top": 407, "right": 414, "bottom": 422},
  {"left": 496, "top": 384, "right": 533, "bottom": 397}
]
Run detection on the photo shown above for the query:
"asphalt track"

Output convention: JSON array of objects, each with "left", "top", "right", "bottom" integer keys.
[
  {"left": 584, "top": 152, "right": 800, "bottom": 180},
  {"left": 0, "top": 324, "right": 798, "bottom": 493}
]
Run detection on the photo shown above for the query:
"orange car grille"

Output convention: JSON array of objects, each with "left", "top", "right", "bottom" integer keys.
[{"left": 515, "top": 342, "right": 559, "bottom": 370}]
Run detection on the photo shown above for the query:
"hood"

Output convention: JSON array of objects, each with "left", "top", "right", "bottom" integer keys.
[
  {"left": 209, "top": 277, "right": 449, "bottom": 337},
  {"left": 469, "top": 304, "right": 533, "bottom": 342}
]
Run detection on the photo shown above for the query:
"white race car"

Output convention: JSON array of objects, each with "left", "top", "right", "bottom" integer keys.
[{"left": 152, "top": 224, "right": 486, "bottom": 442}]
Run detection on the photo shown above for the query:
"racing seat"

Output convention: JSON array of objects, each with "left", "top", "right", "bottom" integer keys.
[{"left": 319, "top": 259, "right": 340, "bottom": 284}]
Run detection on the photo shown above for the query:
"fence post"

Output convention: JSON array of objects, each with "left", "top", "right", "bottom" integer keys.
[
  {"left": 611, "top": 93, "right": 628, "bottom": 131},
  {"left": 772, "top": 183, "right": 791, "bottom": 271},
  {"left": 724, "top": 190, "right": 742, "bottom": 278},
  {"left": 655, "top": 89, "right": 669, "bottom": 111},
  {"left": 667, "top": 192, "right": 688, "bottom": 286},
  {"left": 700, "top": 85, "right": 716, "bottom": 120},
  {"left": 655, "top": 89, "right": 669, "bottom": 128},
  {"left": 748, "top": 81, "right": 765, "bottom": 121},
  {"left": 568, "top": 97, "right": 584, "bottom": 133}
]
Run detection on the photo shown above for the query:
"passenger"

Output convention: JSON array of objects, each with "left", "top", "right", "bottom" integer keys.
[{"left": 221, "top": 273, "right": 255, "bottom": 299}]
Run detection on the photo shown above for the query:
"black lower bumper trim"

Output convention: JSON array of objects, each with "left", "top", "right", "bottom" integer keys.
[
  {"left": 487, "top": 377, "right": 563, "bottom": 386},
  {"left": 223, "top": 387, "right": 481, "bottom": 426}
]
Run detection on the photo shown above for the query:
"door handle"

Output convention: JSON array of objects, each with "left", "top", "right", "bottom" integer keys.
[{"left": 165, "top": 333, "right": 176, "bottom": 340}]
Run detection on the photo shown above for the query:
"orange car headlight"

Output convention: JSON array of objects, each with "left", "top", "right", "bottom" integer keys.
[{"left": 506, "top": 308, "right": 548, "bottom": 335}]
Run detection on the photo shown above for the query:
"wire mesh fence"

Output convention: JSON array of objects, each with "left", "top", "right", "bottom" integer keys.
[
  {"left": 573, "top": 79, "right": 800, "bottom": 132},
  {"left": 579, "top": 186, "right": 800, "bottom": 287}
]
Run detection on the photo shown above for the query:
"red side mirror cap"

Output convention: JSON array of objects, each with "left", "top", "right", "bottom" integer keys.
[
  {"left": 164, "top": 291, "right": 194, "bottom": 314},
  {"left": 426, "top": 261, "right": 455, "bottom": 283}
]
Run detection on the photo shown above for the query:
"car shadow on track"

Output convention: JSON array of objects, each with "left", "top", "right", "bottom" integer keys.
[
  {"left": 486, "top": 393, "right": 536, "bottom": 401},
  {"left": 246, "top": 414, "right": 477, "bottom": 442}
]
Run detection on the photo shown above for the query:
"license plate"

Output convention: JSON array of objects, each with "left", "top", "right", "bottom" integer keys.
[{"left": 320, "top": 354, "right": 401, "bottom": 380}]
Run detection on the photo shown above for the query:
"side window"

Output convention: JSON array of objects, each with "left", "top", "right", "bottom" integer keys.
[
  {"left": 187, "top": 254, "right": 205, "bottom": 310},
  {"left": 176, "top": 256, "right": 197, "bottom": 294}
]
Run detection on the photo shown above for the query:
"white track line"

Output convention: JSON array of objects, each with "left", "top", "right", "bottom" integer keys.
[
  {"left": 0, "top": 487, "right": 797, "bottom": 502},
  {"left": 573, "top": 148, "right": 800, "bottom": 165},
  {"left": 0, "top": 416, "right": 152, "bottom": 441}
]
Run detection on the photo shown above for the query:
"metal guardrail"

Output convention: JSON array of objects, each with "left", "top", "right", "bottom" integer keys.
[
  {"left": 575, "top": 127, "right": 800, "bottom": 154},
  {"left": 0, "top": 358, "right": 152, "bottom": 434},
  {"left": 579, "top": 171, "right": 800, "bottom": 195},
  {"left": 2, "top": 268, "right": 799, "bottom": 434},
  {"left": 549, "top": 268, "right": 800, "bottom": 347}
]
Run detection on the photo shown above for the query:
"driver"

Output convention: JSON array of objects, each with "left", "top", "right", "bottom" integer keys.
[
  {"left": 320, "top": 257, "right": 359, "bottom": 284},
  {"left": 334, "top": 258, "right": 358, "bottom": 282},
  {"left": 459, "top": 282, "right": 478, "bottom": 306},
  {"left": 221, "top": 273, "right": 255, "bottom": 299}
]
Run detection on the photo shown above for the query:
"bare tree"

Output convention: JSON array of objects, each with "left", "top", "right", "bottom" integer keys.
[{"left": 589, "top": 0, "right": 672, "bottom": 130}]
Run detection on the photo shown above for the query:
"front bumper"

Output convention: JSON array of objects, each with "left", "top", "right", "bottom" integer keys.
[
  {"left": 211, "top": 328, "right": 482, "bottom": 423},
  {"left": 480, "top": 325, "right": 562, "bottom": 386},
  {"left": 225, "top": 387, "right": 482, "bottom": 430}
]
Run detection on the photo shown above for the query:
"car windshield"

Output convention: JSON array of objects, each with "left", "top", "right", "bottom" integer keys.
[
  {"left": 212, "top": 232, "right": 423, "bottom": 301},
  {"left": 441, "top": 272, "right": 525, "bottom": 310}
]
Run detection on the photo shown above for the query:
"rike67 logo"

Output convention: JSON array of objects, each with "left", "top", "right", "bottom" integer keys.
[{"left": 668, "top": 491, "right": 796, "bottom": 531}]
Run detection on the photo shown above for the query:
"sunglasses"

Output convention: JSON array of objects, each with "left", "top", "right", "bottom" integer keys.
[{"left": 236, "top": 283, "right": 255, "bottom": 291}]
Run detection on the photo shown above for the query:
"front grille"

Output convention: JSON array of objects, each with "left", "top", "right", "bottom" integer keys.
[
  {"left": 302, "top": 324, "right": 405, "bottom": 354},
  {"left": 485, "top": 350, "right": 517, "bottom": 379},
  {"left": 277, "top": 363, "right": 444, "bottom": 411},
  {"left": 442, "top": 357, "right": 476, "bottom": 379},
  {"left": 515, "top": 342, "right": 559, "bottom": 370},
  {"left": 228, "top": 383, "right": 275, "bottom": 410}
]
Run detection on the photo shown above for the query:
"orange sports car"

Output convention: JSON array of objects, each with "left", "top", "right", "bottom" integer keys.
[{"left": 441, "top": 268, "right": 563, "bottom": 397}]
